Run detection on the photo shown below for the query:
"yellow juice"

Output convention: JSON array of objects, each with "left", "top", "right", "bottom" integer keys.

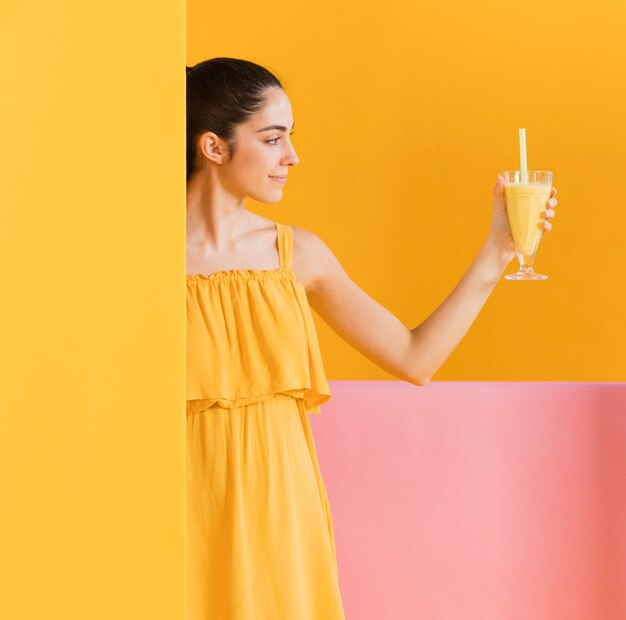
[{"left": 504, "top": 181, "right": 551, "bottom": 257}]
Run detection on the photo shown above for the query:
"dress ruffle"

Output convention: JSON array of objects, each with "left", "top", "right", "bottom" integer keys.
[{"left": 186, "top": 261, "right": 332, "bottom": 415}]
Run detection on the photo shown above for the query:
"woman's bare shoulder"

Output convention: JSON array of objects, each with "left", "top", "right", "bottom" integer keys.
[{"left": 291, "top": 225, "right": 344, "bottom": 293}]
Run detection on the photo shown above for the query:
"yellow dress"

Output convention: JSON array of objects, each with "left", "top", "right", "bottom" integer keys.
[{"left": 186, "top": 221, "right": 346, "bottom": 619}]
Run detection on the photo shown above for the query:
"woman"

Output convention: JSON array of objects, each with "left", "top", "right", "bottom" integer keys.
[{"left": 185, "top": 57, "right": 557, "bottom": 619}]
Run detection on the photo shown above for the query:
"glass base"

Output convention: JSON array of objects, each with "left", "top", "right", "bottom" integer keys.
[{"left": 505, "top": 268, "right": 548, "bottom": 281}]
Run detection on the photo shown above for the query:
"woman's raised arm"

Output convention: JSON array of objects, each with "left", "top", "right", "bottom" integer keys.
[{"left": 299, "top": 177, "right": 558, "bottom": 385}]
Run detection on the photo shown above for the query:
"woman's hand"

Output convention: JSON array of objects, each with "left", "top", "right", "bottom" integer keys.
[{"left": 489, "top": 174, "right": 558, "bottom": 261}]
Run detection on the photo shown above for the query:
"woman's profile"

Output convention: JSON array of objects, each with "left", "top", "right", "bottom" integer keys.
[{"left": 185, "top": 57, "right": 557, "bottom": 619}]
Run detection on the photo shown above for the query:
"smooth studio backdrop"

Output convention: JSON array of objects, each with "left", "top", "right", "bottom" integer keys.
[
  {"left": 1, "top": 1, "right": 185, "bottom": 619},
  {"left": 1, "top": 0, "right": 625, "bottom": 619},
  {"left": 188, "top": 0, "right": 626, "bottom": 381}
]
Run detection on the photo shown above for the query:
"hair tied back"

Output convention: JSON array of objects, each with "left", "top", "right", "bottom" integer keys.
[{"left": 186, "top": 58, "right": 283, "bottom": 183}]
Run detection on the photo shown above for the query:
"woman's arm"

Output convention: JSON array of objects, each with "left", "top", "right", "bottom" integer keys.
[
  {"left": 404, "top": 235, "right": 511, "bottom": 384},
  {"left": 301, "top": 176, "right": 558, "bottom": 386}
]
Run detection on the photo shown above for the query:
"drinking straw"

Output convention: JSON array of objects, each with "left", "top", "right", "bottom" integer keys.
[{"left": 519, "top": 127, "right": 528, "bottom": 183}]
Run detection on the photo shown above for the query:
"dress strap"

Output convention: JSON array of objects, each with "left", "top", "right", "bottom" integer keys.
[{"left": 276, "top": 222, "right": 293, "bottom": 270}]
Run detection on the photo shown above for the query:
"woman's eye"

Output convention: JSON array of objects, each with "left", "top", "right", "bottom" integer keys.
[{"left": 266, "top": 133, "right": 295, "bottom": 146}]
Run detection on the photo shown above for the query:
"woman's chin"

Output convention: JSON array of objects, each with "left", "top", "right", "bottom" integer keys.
[{"left": 251, "top": 190, "right": 284, "bottom": 205}]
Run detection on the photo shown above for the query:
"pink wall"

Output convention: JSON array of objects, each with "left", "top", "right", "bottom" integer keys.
[{"left": 310, "top": 381, "right": 626, "bottom": 620}]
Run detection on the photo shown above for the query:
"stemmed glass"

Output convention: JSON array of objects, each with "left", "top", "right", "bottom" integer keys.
[{"left": 502, "top": 170, "right": 553, "bottom": 280}]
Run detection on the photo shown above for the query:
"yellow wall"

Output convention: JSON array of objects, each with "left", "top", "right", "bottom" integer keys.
[
  {"left": 1, "top": 1, "right": 624, "bottom": 618},
  {"left": 0, "top": 1, "right": 185, "bottom": 618},
  {"left": 189, "top": 0, "right": 626, "bottom": 381}
]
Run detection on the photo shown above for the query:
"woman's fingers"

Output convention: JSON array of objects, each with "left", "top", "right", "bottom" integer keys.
[
  {"left": 543, "top": 193, "right": 556, "bottom": 232},
  {"left": 538, "top": 188, "right": 557, "bottom": 233},
  {"left": 546, "top": 197, "right": 557, "bottom": 219}
]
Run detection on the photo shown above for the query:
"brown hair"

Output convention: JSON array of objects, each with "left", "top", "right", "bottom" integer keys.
[{"left": 186, "top": 57, "right": 284, "bottom": 182}]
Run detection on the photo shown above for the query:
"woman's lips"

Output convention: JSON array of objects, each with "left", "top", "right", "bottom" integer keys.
[{"left": 269, "top": 176, "right": 287, "bottom": 184}]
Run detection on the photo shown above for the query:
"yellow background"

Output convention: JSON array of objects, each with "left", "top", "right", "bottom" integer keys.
[
  {"left": 1, "top": 0, "right": 625, "bottom": 618},
  {"left": 1, "top": 1, "right": 185, "bottom": 618},
  {"left": 190, "top": 0, "right": 626, "bottom": 381}
]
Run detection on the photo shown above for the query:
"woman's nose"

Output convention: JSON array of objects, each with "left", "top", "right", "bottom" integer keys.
[{"left": 283, "top": 144, "right": 299, "bottom": 167}]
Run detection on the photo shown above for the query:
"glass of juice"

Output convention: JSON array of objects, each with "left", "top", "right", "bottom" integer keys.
[{"left": 502, "top": 170, "right": 552, "bottom": 280}]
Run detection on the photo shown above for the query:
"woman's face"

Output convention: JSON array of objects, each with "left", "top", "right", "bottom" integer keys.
[{"left": 210, "top": 87, "right": 300, "bottom": 204}]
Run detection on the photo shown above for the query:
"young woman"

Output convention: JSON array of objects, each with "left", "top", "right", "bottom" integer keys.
[{"left": 185, "top": 57, "right": 557, "bottom": 619}]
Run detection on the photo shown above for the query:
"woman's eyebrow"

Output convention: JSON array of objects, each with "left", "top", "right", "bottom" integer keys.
[{"left": 256, "top": 123, "right": 295, "bottom": 133}]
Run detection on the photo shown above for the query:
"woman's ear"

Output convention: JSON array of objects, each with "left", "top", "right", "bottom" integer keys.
[{"left": 200, "top": 132, "right": 227, "bottom": 165}]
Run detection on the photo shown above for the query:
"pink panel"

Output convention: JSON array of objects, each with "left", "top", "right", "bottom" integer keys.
[{"left": 310, "top": 381, "right": 626, "bottom": 620}]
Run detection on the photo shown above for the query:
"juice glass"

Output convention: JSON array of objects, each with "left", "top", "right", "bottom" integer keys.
[{"left": 502, "top": 170, "right": 552, "bottom": 280}]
